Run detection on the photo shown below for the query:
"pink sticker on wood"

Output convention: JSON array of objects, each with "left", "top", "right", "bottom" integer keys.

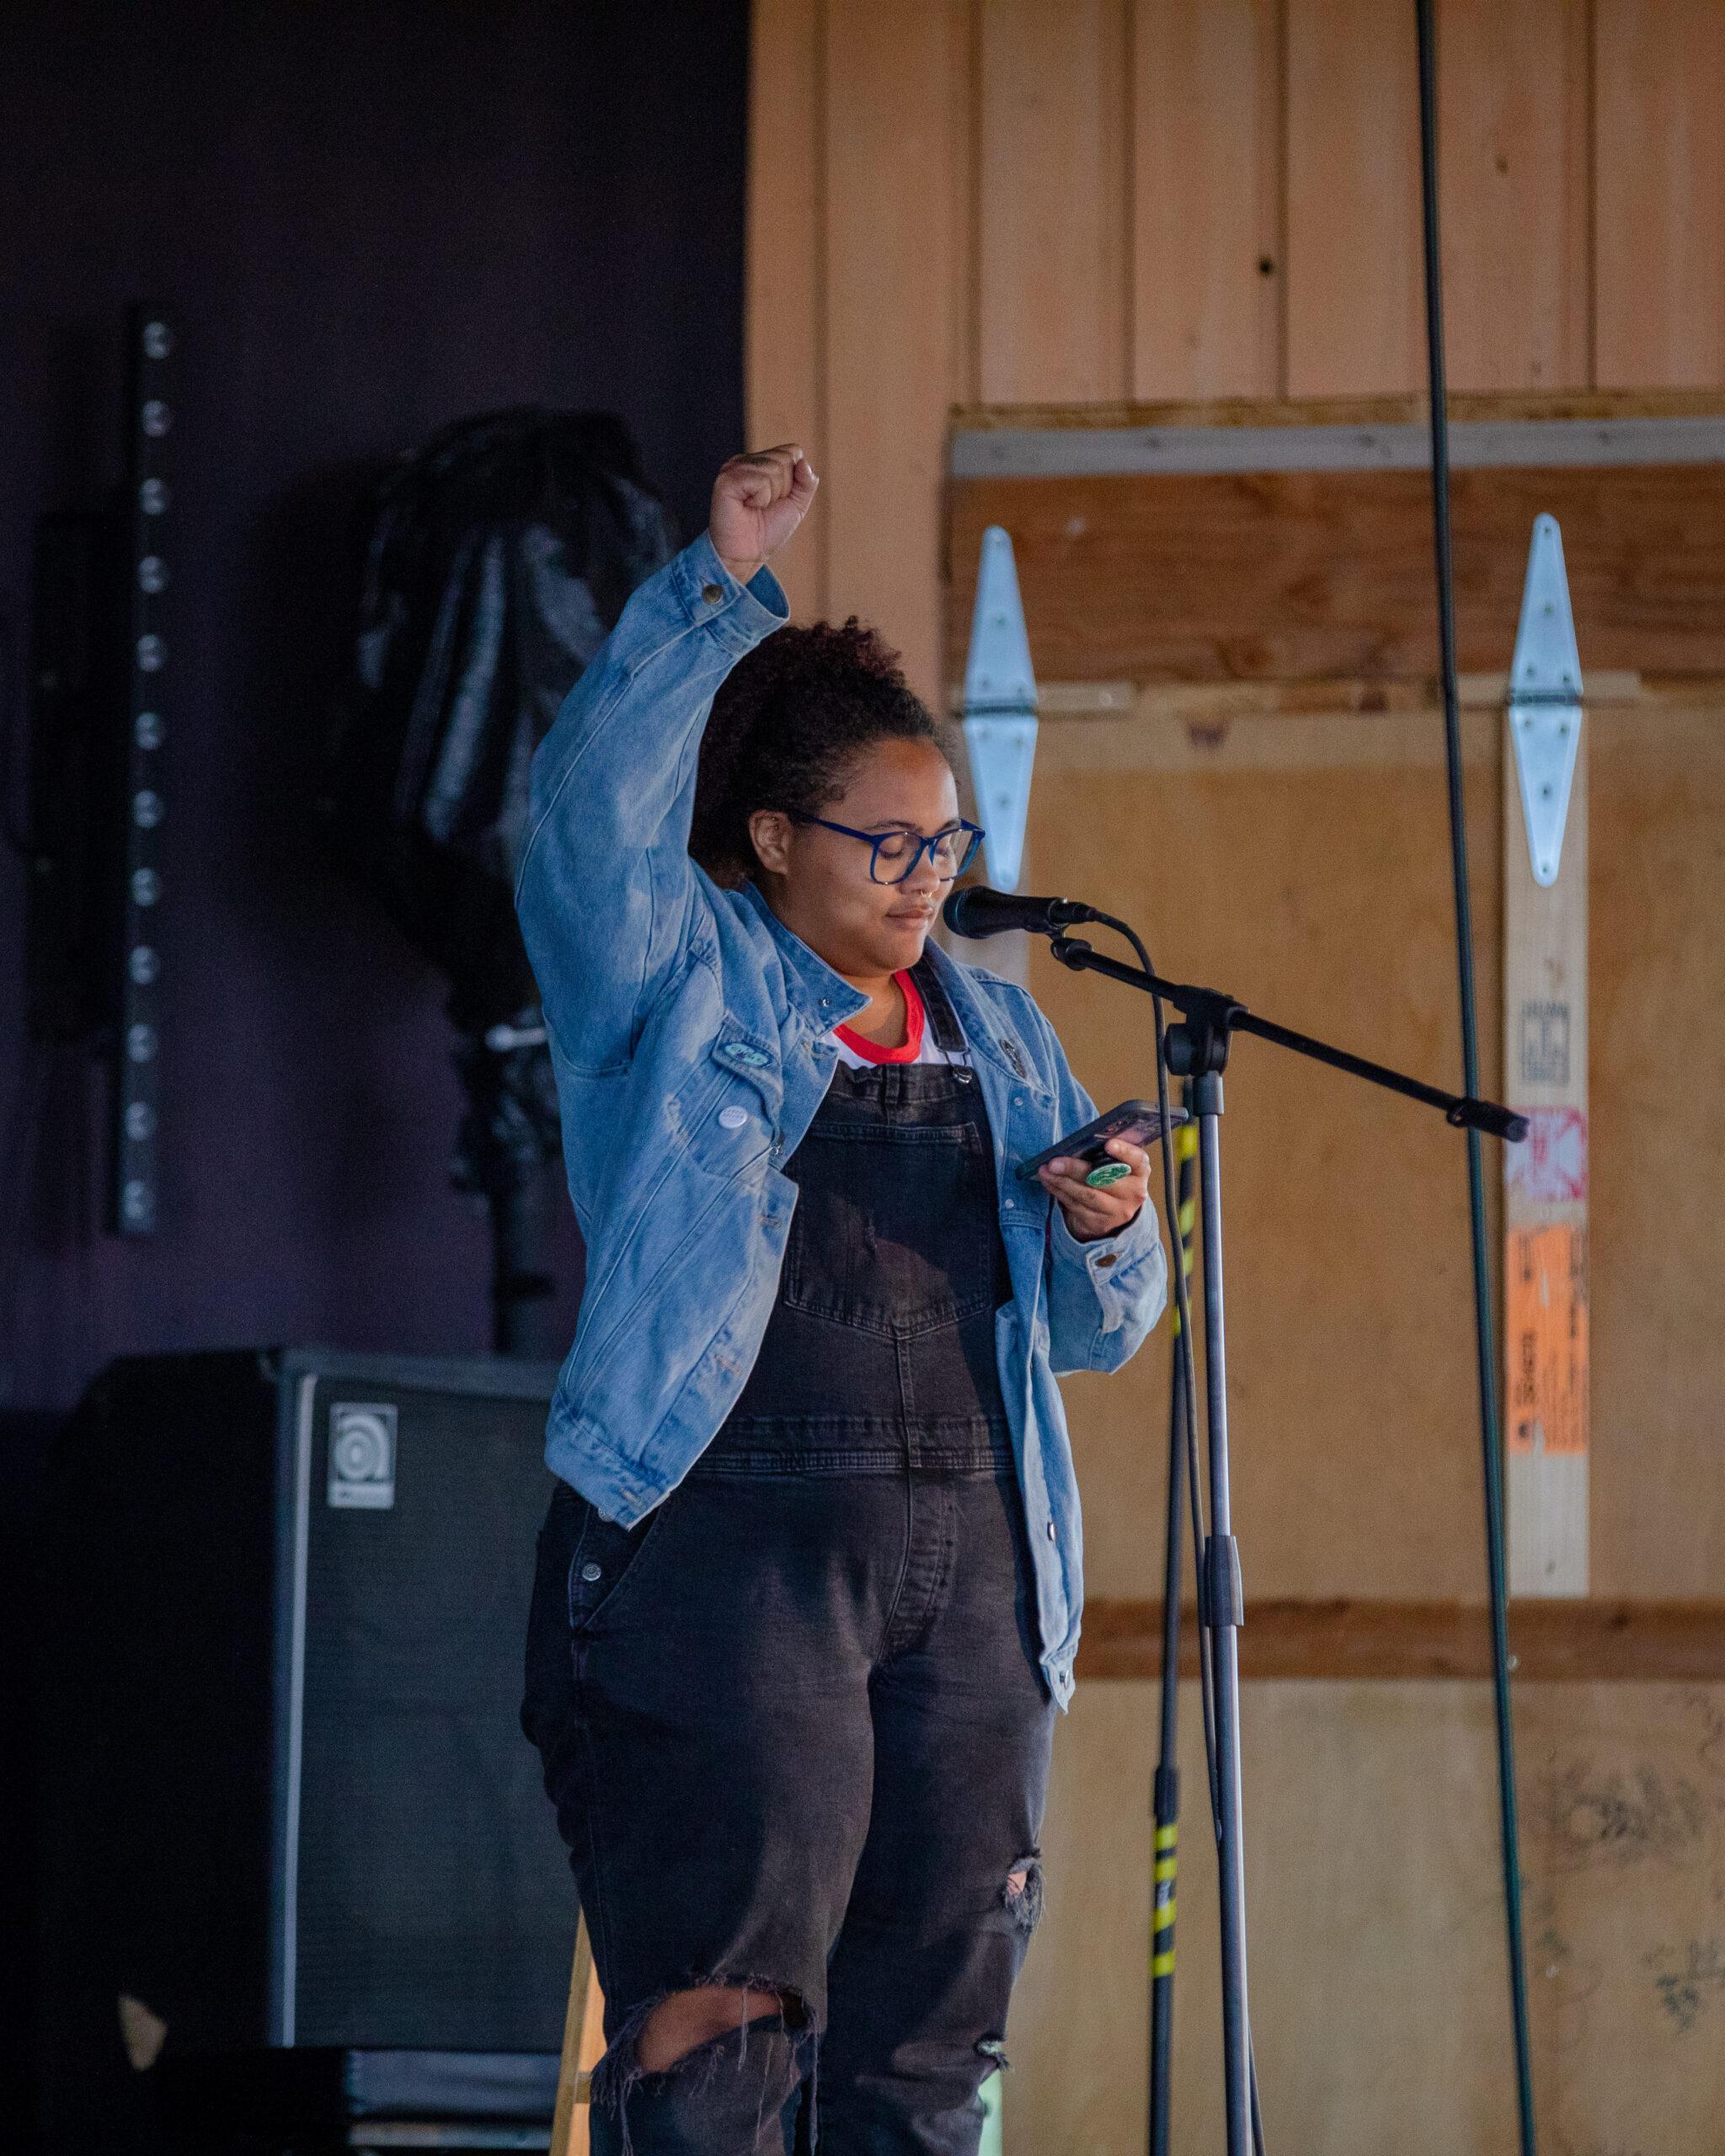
[{"left": 1507, "top": 1107, "right": 1588, "bottom": 1205}]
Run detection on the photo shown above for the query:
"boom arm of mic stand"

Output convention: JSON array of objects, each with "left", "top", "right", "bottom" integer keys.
[{"left": 1047, "top": 937, "right": 1528, "bottom": 1144}]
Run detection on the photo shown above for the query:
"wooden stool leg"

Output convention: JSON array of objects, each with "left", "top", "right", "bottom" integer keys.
[{"left": 550, "top": 1909, "right": 606, "bottom": 2156}]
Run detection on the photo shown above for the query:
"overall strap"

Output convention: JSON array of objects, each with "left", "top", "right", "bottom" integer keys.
[{"left": 909, "top": 953, "right": 970, "bottom": 1059}]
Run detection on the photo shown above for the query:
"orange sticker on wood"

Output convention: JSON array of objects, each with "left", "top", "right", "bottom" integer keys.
[{"left": 1506, "top": 1225, "right": 1589, "bottom": 1456}]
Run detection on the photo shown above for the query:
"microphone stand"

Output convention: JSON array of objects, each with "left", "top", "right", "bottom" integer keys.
[
  {"left": 1051, "top": 947, "right": 1525, "bottom": 1142},
  {"left": 1045, "top": 934, "right": 1525, "bottom": 2156},
  {"left": 1148, "top": 1093, "right": 1196, "bottom": 2156}
]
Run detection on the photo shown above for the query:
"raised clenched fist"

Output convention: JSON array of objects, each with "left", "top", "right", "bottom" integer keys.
[{"left": 709, "top": 444, "right": 818, "bottom": 588}]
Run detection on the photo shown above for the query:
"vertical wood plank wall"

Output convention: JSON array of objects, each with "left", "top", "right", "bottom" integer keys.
[{"left": 747, "top": 0, "right": 1725, "bottom": 700}]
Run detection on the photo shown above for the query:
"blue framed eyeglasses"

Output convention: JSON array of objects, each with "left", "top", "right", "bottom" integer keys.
[{"left": 788, "top": 813, "right": 985, "bottom": 886}]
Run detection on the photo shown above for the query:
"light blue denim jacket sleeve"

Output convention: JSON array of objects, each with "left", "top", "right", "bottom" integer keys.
[
  {"left": 1022, "top": 995, "right": 1168, "bottom": 1375},
  {"left": 1049, "top": 1188, "right": 1165, "bottom": 1373},
  {"left": 513, "top": 528, "right": 791, "bottom": 1075}
]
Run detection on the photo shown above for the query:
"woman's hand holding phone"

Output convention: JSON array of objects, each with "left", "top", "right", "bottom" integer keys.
[{"left": 1036, "top": 1139, "right": 1151, "bottom": 1244}]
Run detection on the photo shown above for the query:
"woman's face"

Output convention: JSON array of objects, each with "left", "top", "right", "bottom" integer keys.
[{"left": 748, "top": 736, "right": 963, "bottom": 979}]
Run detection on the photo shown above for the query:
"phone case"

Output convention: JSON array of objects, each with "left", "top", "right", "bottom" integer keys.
[{"left": 1013, "top": 1099, "right": 1188, "bottom": 1182}]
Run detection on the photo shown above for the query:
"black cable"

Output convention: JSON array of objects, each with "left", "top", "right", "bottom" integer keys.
[{"left": 1413, "top": 7, "right": 1539, "bottom": 2153}]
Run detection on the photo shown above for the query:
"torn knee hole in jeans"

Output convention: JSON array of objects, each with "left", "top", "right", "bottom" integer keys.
[
  {"left": 1001, "top": 1853, "right": 1044, "bottom": 1931},
  {"left": 976, "top": 2033, "right": 1012, "bottom": 2077},
  {"left": 589, "top": 1977, "right": 814, "bottom": 2123}
]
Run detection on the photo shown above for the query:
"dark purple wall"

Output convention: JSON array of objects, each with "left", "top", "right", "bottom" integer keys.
[
  {"left": 0, "top": 2, "right": 746, "bottom": 2131},
  {"left": 0, "top": 0, "right": 746, "bottom": 1409}
]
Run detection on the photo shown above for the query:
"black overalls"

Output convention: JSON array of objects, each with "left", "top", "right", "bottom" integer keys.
[{"left": 522, "top": 953, "right": 1056, "bottom": 2155}]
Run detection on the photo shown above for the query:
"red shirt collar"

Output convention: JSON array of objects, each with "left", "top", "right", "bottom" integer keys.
[{"left": 832, "top": 969, "right": 926, "bottom": 1064}]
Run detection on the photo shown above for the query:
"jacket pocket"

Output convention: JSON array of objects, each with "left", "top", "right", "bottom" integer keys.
[{"left": 678, "top": 1025, "right": 783, "bottom": 1181}]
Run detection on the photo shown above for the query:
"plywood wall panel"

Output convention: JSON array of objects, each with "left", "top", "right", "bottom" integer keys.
[
  {"left": 1131, "top": 0, "right": 1283, "bottom": 400},
  {"left": 1438, "top": 0, "right": 1591, "bottom": 392},
  {"left": 976, "top": 0, "right": 1133, "bottom": 404},
  {"left": 1031, "top": 707, "right": 1503, "bottom": 1604},
  {"left": 1017, "top": 696, "right": 1725, "bottom": 1613},
  {"left": 1284, "top": 0, "right": 1423, "bottom": 396},
  {"left": 1589, "top": 700, "right": 1725, "bottom": 1599},
  {"left": 745, "top": 0, "right": 827, "bottom": 622},
  {"left": 947, "top": 462, "right": 1725, "bottom": 683},
  {"left": 947, "top": 0, "right": 981, "bottom": 413},
  {"left": 745, "top": 6, "right": 1725, "bottom": 449},
  {"left": 1595, "top": 0, "right": 1725, "bottom": 387},
  {"left": 1017, "top": 1679, "right": 1725, "bottom": 2154},
  {"left": 821, "top": 0, "right": 968, "bottom": 703},
  {"left": 1525, "top": 1682, "right": 1725, "bottom": 2150}
]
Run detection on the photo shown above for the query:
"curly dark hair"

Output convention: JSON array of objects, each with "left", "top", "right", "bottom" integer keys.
[{"left": 690, "top": 617, "right": 954, "bottom": 888}]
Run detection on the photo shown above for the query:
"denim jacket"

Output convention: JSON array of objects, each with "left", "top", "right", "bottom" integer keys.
[{"left": 513, "top": 529, "right": 1167, "bottom": 1708}]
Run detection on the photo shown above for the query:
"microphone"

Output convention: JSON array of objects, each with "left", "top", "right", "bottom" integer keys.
[{"left": 941, "top": 885, "right": 1099, "bottom": 939}]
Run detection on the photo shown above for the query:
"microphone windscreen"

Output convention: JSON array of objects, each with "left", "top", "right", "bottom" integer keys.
[{"left": 942, "top": 886, "right": 1002, "bottom": 937}]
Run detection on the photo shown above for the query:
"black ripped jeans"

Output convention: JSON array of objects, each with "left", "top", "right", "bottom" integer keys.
[{"left": 522, "top": 960, "right": 1056, "bottom": 2153}]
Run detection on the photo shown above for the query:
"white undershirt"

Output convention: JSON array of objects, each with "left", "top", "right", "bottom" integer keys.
[
  {"left": 827, "top": 967, "right": 969, "bottom": 1069},
  {"left": 830, "top": 1024, "right": 967, "bottom": 1069}
]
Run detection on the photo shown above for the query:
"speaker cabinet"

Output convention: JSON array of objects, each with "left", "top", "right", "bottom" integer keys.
[{"left": 38, "top": 1348, "right": 574, "bottom": 2146}]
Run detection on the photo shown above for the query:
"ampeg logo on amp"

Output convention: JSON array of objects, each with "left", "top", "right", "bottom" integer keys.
[{"left": 327, "top": 1401, "right": 398, "bottom": 1508}]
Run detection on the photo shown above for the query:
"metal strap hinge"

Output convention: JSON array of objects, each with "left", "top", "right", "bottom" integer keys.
[{"left": 1506, "top": 514, "right": 1584, "bottom": 887}]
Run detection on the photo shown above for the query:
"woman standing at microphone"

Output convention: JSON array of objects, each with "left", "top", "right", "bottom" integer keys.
[{"left": 517, "top": 446, "right": 1167, "bottom": 2154}]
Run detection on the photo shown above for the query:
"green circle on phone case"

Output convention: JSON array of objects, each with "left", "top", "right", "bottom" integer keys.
[{"left": 1084, "top": 1161, "right": 1131, "bottom": 1188}]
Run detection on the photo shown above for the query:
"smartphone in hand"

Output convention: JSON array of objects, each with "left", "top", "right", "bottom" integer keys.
[{"left": 1014, "top": 1100, "right": 1189, "bottom": 1187}]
